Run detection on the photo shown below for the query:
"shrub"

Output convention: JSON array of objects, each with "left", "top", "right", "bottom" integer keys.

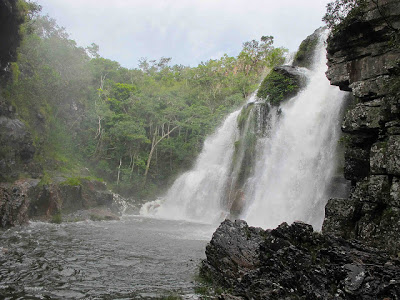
[{"left": 257, "top": 70, "right": 299, "bottom": 105}]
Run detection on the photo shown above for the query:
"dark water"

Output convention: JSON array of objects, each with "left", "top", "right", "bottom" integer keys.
[{"left": 0, "top": 216, "right": 216, "bottom": 299}]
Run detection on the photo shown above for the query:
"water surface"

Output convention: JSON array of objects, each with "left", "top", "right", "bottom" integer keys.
[{"left": 0, "top": 216, "right": 216, "bottom": 299}]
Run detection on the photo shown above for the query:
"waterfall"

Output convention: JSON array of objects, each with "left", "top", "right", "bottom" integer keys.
[
  {"left": 241, "top": 32, "right": 347, "bottom": 230},
  {"left": 141, "top": 31, "right": 347, "bottom": 230},
  {"left": 140, "top": 108, "right": 242, "bottom": 223}
]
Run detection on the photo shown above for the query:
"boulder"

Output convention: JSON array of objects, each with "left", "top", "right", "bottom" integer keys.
[
  {"left": 256, "top": 66, "right": 306, "bottom": 105},
  {"left": 0, "top": 179, "right": 39, "bottom": 227},
  {"left": 201, "top": 220, "right": 400, "bottom": 299},
  {"left": 292, "top": 27, "right": 324, "bottom": 69}
]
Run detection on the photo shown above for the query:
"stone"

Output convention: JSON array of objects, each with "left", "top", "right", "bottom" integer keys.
[
  {"left": 341, "top": 101, "right": 382, "bottom": 134},
  {"left": 322, "top": 198, "right": 357, "bottom": 239},
  {"left": 0, "top": 115, "right": 36, "bottom": 181},
  {"left": 370, "top": 142, "right": 387, "bottom": 174},
  {"left": 350, "top": 76, "right": 390, "bottom": 99},
  {"left": 201, "top": 220, "right": 400, "bottom": 299},
  {"left": 368, "top": 175, "right": 390, "bottom": 203},
  {"left": 0, "top": 179, "right": 39, "bottom": 227},
  {"left": 324, "top": 0, "right": 400, "bottom": 256},
  {"left": 292, "top": 27, "right": 323, "bottom": 69},
  {"left": 390, "top": 176, "right": 400, "bottom": 207},
  {"left": 344, "top": 146, "right": 370, "bottom": 181},
  {"left": 201, "top": 219, "right": 264, "bottom": 288},
  {"left": 387, "top": 135, "right": 400, "bottom": 176}
]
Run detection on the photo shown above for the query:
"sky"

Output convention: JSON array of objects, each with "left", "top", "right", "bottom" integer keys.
[{"left": 37, "top": 0, "right": 331, "bottom": 69}]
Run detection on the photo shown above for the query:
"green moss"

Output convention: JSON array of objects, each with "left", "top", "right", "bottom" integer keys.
[
  {"left": 38, "top": 172, "right": 51, "bottom": 187},
  {"left": 257, "top": 70, "right": 299, "bottom": 105},
  {"left": 50, "top": 212, "right": 62, "bottom": 224},
  {"left": 61, "top": 177, "right": 82, "bottom": 186},
  {"left": 293, "top": 36, "right": 318, "bottom": 68},
  {"left": 237, "top": 103, "right": 254, "bottom": 130}
]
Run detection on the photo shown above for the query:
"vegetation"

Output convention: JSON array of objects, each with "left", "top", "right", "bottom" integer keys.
[
  {"left": 2, "top": 2, "right": 287, "bottom": 198},
  {"left": 322, "top": 0, "right": 366, "bottom": 32},
  {"left": 50, "top": 212, "right": 62, "bottom": 224},
  {"left": 293, "top": 33, "right": 319, "bottom": 68},
  {"left": 257, "top": 70, "right": 299, "bottom": 105}
]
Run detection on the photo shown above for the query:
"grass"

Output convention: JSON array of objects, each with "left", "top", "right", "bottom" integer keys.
[{"left": 50, "top": 212, "right": 62, "bottom": 224}]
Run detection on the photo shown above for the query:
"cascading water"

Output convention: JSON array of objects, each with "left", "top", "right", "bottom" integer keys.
[
  {"left": 241, "top": 32, "right": 347, "bottom": 230},
  {"left": 140, "top": 108, "right": 242, "bottom": 223},
  {"left": 141, "top": 30, "right": 348, "bottom": 230}
]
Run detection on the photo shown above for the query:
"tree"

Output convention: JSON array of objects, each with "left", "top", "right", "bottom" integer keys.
[{"left": 323, "top": 0, "right": 365, "bottom": 31}]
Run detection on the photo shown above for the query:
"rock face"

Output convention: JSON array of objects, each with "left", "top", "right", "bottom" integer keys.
[
  {"left": 0, "top": 101, "right": 37, "bottom": 182},
  {"left": 201, "top": 220, "right": 400, "bottom": 299},
  {"left": 0, "top": 0, "right": 25, "bottom": 78},
  {"left": 0, "top": 179, "right": 38, "bottom": 227},
  {"left": 28, "top": 178, "right": 114, "bottom": 219},
  {"left": 322, "top": 0, "right": 400, "bottom": 255},
  {"left": 0, "top": 176, "right": 115, "bottom": 228}
]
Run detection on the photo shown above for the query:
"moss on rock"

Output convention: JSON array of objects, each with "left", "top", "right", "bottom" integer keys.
[{"left": 257, "top": 67, "right": 301, "bottom": 105}]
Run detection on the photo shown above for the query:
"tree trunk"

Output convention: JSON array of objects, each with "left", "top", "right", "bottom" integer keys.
[{"left": 143, "top": 124, "right": 180, "bottom": 185}]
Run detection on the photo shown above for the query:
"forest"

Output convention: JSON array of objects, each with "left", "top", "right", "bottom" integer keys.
[{"left": 2, "top": 1, "right": 287, "bottom": 198}]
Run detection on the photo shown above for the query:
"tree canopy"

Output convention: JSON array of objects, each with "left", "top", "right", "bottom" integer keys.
[{"left": 3, "top": 5, "right": 287, "bottom": 198}]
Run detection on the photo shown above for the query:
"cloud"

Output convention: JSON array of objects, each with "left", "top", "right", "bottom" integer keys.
[{"left": 37, "top": 0, "right": 330, "bottom": 68}]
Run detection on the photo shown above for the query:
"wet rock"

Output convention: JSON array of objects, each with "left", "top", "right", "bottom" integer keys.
[
  {"left": 0, "top": 0, "right": 25, "bottom": 78},
  {"left": 201, "top": 220, "right": 400, "bottom": 299},
  {"left": 387, "top": 135, "right": 400, "bottom": 176},
  {"left": 0, "top": 115, "right": 36, "bottom": 181},
  {"left": 256, "top": 65, "right": 306, "bottom": 105},
  {"left": 370, "top": 141, "right": 387, "bottom": 174},
  {"left": 28, "top": 177, "right": 115, "bottom": 220},
  {"left": 323, "top": 198, "right": 357, "bottom": 239},
  {"left": 344, "top": 146, "right": 370, "bottom": 181},
  {"left": 0, "top": 179, "right": 39, "bottom": 227},
  {"left": 368, "top": 175, "right": 390, "bottom": 203},
  {"left": 326, "top": 176, "right": 352, "bottom": 199},
  {"left": 390, "top": 177, "right": 400, "bottom": 207},
  {"left": 341, "top": 100, "right": 382, "bottom": 134},
  {"left": 80, "top": 178, "right": 113, "bottom": 208},
  {"left": 201, "top": 219, "right": 264, "bottom": 288},
  {"left": 292, "top": 27, "right": 323, "bottom": 69},
  {"left": 324, "top": 0, "right": 400, "bottom": 255}
]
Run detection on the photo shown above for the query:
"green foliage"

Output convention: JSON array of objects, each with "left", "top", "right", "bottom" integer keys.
[
  {"left": 293, "top": 35, "right": 319, "bottom": 68},
  {"left": 61, "top": 177, "right": 82, "bottom": 186},
  {"left": 51, "top": 212, "right": 62, "bottom": 224},
  {"left": 257, "top": 70, "right": 299, "bottom": 105},
  {"left": 237, "top": 103, "right": 254, "bottom": 130},
  {"left": 3, "top": 6, "right": 287, "bottom": 198},
  {"left": 323, "top": 0, "right": 366, "bottom": 32}
]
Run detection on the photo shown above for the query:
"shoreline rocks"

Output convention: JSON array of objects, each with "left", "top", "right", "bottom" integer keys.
[{"left": 201, "top": 220, "right": 400, "bottom": 300}]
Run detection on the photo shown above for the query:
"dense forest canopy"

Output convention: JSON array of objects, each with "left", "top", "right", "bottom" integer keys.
[{"left": 3, "top": 1, "right": 287, "bottom": 198}]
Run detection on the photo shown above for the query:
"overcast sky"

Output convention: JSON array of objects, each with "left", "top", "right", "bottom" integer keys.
[{"left": 37, "top": 0, "right": 331, "bottom": 68}]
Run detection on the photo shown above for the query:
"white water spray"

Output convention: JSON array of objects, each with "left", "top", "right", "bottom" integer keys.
[
  {"left": 141, "top": 31, "right": 347, "bottom": 229},
  {"left": 242, "top": 33, "right": 347, "bottom": 230},
  {"left": 141, "top": 109, "right": 241, "bottom": 223}
]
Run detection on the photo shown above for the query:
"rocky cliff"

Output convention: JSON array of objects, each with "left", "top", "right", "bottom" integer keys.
[
  {"left": 0, "top": 0, "right": 24, "bottom": 79},
  {"left": 323, "top": 0, "right": 400, "bottom": 255}
]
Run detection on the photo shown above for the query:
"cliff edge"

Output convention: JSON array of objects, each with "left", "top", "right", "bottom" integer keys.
[{"left": 323, "top": 0, "right": 400, "bottom": 255}]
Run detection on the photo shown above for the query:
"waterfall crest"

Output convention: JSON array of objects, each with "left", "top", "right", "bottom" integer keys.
[{"left": 141, "top": 31, "right": 347, "bottom": 230}]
